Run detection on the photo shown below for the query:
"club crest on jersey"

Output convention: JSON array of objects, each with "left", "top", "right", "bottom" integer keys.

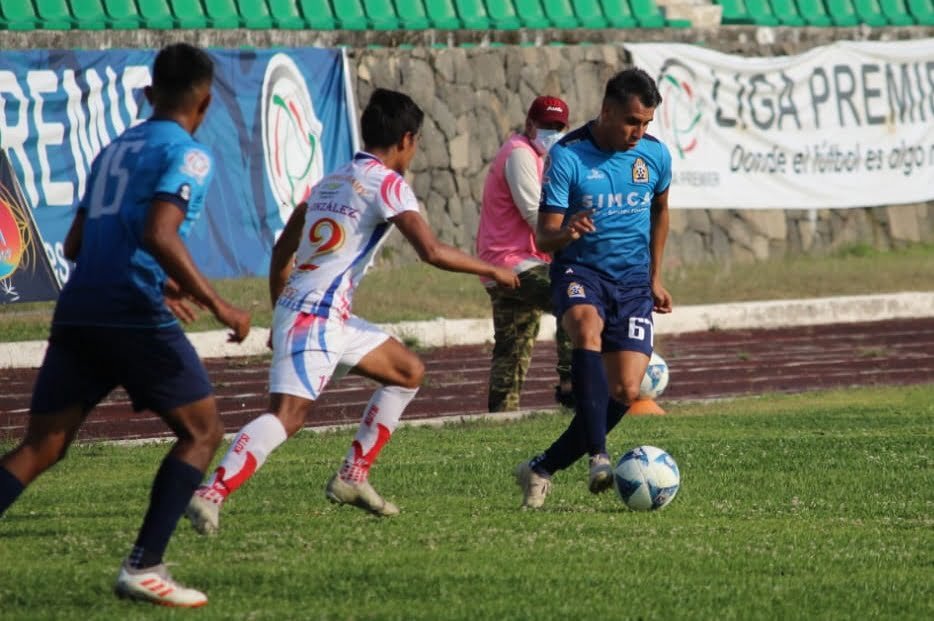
[
  {"left": 352, "top": 179, "right": 369, "bottom": 197},
  {"left": 632, "top": 158, "right": 649, "bottom": 183},
  {"left": 181, "top": 149, "right": 211, "bottom": 184},
  {"left": 567, "top": 282, "right": 586, "bottom": 299}
]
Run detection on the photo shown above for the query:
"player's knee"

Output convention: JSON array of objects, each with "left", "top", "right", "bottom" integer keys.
[
  {"left": 181, "top": 415, "right": 224, "bottom": 450},
  {"left": 575, "top": 330, "right": 602, "bottom": 350},
  {"left": 564, "top": 309, "right": 603, "bottom": 348},
  {"left": 611, "top": 382, "right": 641, "bottom": 405},
  {"left": 399, "top": 356, "right": 425, "bottom": 389}
]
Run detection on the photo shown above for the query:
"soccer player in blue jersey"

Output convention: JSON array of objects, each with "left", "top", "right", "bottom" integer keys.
[
  {"left": 0, "top": 44, "right": 250, "bottom": 607},
  {"left": 515, "top": 68, "right": 673, "bottom": 508}
]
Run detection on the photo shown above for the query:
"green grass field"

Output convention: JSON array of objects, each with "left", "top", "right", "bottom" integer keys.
[
  {"left": 1, "top": 242, "right": 932, "bottom": 342},
  {"left": 1, "top": 385, "right": 931, "bottom": 620}
]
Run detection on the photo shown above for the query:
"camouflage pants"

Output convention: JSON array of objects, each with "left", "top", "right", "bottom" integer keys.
[{"left": 487, "top": 264, "right": 573, "bottom": 413}]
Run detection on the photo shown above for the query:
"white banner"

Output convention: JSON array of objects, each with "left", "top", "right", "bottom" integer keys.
[{"left": 626, "top": 40, "right": 934, "bottom": 208}]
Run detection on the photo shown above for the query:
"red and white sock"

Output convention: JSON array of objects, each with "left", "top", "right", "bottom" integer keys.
[
  {"left": 338, "top": 385, "right": 418, "bottom": 483},
  {"left": 197, "top": 414, "right": 288, "bottom": 503}
]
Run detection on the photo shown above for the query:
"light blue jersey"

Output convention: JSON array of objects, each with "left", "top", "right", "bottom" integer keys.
[
  {"left": 54, "top": 119, "right": 215, "bottom": 328},
  {"left": 540, "top": 122, "right": 671, "bottom": 286}
]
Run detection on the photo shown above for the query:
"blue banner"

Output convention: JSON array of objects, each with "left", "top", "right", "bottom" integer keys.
[
  {"left": 0, "top": 149, "right": 60, "bottom": 303},
  {"left": 0, "top": 48, "right": 356, "bottom": 282}
]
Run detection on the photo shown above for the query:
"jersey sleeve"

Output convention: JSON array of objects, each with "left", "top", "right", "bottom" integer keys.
[
  {"left": 377, "top": 172, "right": 420, "bottom": 220},
  {"left": 655, "top": 141, "right": 672, "bottom": 195},
  {"left": 539, "top": 146, "right": 574, "bottom": 214},
  {"left": 76, "top": 148, "right": 106, "bottom": 213},
  {"left": 154, "top": 144, "right": 215, "bottom": 215}
]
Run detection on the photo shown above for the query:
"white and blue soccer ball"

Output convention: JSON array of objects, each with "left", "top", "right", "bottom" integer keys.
[
  {"left": 613, "top": 445, "right": 680, "bottom": 511},
  {"left": 639, "top": 352, "right": 670, "bottom": 400}
]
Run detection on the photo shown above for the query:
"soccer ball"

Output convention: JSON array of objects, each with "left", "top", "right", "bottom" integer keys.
[
  {"left": 613, "top": 445, "right": 680, "bottom": 511},
  {"left": 639, "top": 352, "right": 669, "bottom": 399}
]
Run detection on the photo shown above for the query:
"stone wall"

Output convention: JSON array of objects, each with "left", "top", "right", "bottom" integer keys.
[
  {"left": 666, "top": 204, "right": 932, "bottom": 268},
  {"left": 3, "top": 26, "right": 933, "bottom": 268},
  {"left": 349, "top": 43, "right": 934, "bottom": 268}
]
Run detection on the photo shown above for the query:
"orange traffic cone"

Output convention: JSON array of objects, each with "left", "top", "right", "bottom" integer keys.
[{"left": 627, "top": 399, "right": 665, "bottom": 416}]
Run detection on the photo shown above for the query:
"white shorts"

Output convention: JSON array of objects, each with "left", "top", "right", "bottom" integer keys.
[{"left": 268, "top": 307, "right": 390, "bottom": 400}]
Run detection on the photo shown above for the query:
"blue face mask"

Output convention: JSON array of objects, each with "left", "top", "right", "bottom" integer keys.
[{"left": 532, "top": 129, "right": 565, "bottom": 154}]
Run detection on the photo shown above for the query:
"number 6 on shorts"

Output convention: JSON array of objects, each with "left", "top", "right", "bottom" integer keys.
[{"left": 628, "top": 317, "right": 654, "bottom": 345}]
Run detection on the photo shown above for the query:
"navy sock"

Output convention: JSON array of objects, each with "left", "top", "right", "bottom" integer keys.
[
  {"left": 606, "top": 399, "right": 628, "bottom": 434},
  {"left": 532, "top": 398, "right": 630, "bottom": 476},
  {"left": 0, "top": 466, "right": 25, "bottom": 518},
  {"left": 531, "top": 416, "right": 586, "bottom": 476},
  {"left": 129, "top": 455, "right": 203, "bottom": 569},
  {"left": 571, "top": 349, "right": 609, "bottom": 456}
]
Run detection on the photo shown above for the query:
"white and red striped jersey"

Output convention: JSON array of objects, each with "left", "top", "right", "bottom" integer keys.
[{"left": 276, "top": 152, "right": 419, "bottom": 320}]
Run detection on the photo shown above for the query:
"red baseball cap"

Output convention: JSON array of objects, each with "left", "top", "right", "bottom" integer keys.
[{"left": 527, "top": 96, "right": 569, "bottom": 126}]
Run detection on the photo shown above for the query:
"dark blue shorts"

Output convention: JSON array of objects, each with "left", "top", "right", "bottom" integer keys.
[
  {"left": 30, "top": 324, "right": 213, "bottom": 415},
  {"left": 551, "top": 264, "right": 655, "bottom": 355}
]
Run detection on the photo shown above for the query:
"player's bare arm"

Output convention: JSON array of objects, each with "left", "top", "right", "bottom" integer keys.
[
  {"left": 163, "top": 277, "right": 208, "bottom": 323},
  {"left": 650, "top": 188, "right": 672, "bottom": 314},
  {"left": 269, "top": 202, "right": 308, "bottom": 307},
  {"left": 536, "top": 210, "right": 596, "bottom": 253},
  {"left": 144, "top": 199, "right": 251, "bottom": 342},
  {"left": 390, "top": 211, "right": 519, "bottom": 289},
  {"left": 62, "top": 210, "right": 87, "bottom": 261}
]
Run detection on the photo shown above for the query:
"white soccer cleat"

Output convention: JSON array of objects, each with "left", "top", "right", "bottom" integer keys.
[
  {"left": 114, "top": 561, "right": 207, "bottom": 608},
  {"left": 515, "top": 461, "right": 552, "bottom": 509},
  {"left": 325, "top": 474, "right": 400, "bottom": 517},
  {"left": 185, "top": 487, "right": 223, "bottom": 536},
  {"left": 588, "top": 453, "right": 614, "bottom": 494}
]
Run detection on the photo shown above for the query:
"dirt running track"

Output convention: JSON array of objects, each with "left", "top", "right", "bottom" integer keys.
[{"left": 1, "top": 317, "right": 932, "bottom": 443}]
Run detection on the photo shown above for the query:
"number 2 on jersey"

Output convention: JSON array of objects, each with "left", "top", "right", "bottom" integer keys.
[{"left": 297, "top": 217, "right": 345, "bottom": 272}]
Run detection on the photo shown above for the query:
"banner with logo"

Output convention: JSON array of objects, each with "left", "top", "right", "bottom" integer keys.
[
  {"left": 0, "top": 150, "right": 60, "bottom": 303},
  {"left": 0, "top": 48, "right": 356, "bottom": 283},
  {"left": 626, "top": 40, "right": 934, "bottom": 208}
]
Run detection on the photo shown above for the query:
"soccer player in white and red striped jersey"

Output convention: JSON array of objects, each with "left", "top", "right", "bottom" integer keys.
[{"left": 186, "top": 88, "right": 519, "bottom": 533}]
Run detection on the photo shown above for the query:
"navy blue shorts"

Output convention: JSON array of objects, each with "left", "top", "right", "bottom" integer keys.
[
  {"left": 551, "top": 264, "right": 655, "bottom": 355},
  {"left": 30, "top": 324, "right": 213, "bottom": 415}
]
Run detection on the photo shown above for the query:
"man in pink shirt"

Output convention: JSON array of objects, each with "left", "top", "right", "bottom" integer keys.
[{"left": 477, "top": 96, "right": 574, "bottom": 412}]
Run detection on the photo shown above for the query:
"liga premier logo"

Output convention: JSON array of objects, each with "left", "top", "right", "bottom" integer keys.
[
  {"left": 261, "top": 53, "right": 325, "bottom": 228},
  {"left": 656, "top": 59, "right": 704, "bottom": 160},
  {"left": 0, "top": 197, "right": 24, "bottom": 281}
]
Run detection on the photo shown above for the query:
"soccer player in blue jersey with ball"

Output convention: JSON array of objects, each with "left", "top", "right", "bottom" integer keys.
[
  {"left": 516, "top": 68, "right": 673, "bottom": 509},
  {"left": 0, "top": 44, "right": 250, "bottom": 607}
]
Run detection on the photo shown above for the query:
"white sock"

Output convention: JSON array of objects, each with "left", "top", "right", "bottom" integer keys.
[
  {"left": 339, "top": 385, "right": 418, "bottom": 483},
  {"left": 202, "top": 414, "right": 288, "bottom": 500}
]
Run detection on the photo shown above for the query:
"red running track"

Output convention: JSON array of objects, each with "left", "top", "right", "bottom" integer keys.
[{"left": 1, "top": 317, "right": 932, "bottom": 442}]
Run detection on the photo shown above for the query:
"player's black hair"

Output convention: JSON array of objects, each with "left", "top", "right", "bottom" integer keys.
[
  {"left": 604, "top": 68, "right": 662, "bottom": 109},
  {"left": 360, "top": 88, "right": 424, "bottom": 149},
  {"left": 151, "top": 43, "right": 214, "bottom": 110}
]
